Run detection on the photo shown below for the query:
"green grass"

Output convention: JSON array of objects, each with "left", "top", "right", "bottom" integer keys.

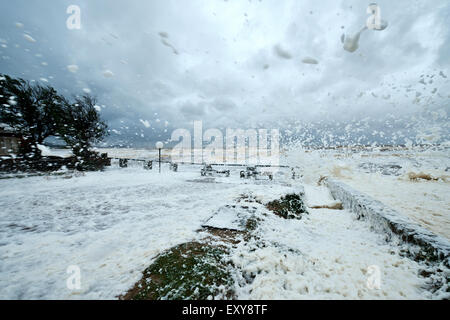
[{"left": 123, "top": 242, "right": 235, "bottom": 300}]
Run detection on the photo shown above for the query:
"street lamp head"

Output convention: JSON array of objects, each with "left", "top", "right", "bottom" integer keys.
[{"left": 155, "top": 141, "right": 164, "bottom": 149}]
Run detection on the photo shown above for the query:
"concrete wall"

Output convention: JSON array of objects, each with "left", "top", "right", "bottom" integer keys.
[{"left": 325, "top": 178, "right": 449, "bottom": 267}]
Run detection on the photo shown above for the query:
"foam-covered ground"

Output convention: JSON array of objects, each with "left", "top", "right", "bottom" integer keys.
[
  {"left": 0, "top": 164, "right": 245, "bottom": 299},
  {"left": 285, "top": 146, "right": 450, "bottom": 239},
  {"left": 230, "top": 185, "right": 431, "bottom": 299},
  {"left": 0, "top": 164, "right": 292, "bottom": 299},
  {"left": 0, "top": 161, "right": 438, "bottom": 299}
]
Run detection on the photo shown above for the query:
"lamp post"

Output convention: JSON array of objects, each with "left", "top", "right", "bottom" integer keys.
[{"left": 155, "top": 141, "right": 164, "bottom": 173}]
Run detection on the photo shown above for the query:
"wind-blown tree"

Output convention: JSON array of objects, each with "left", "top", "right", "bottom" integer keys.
[
  {"left": 59, "top": 94, "right": 108, "bottom": 167},
  {"left": 0, "top": 74, "right": 66, "bottom": 159}
]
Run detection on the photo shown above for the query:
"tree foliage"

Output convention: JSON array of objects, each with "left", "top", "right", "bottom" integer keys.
[
  {"left": 59, "top": 95, "right": 108, "bottom": 158},
  {"left": 0, "top": 74, "right": 108, "bottom": 169},
  {"left": 0, "top": 75, "right": 65, "bottom": 158}
]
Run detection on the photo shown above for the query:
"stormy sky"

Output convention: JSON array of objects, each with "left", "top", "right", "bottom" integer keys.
[{"left": 0, "top": 0, "right": 449, "bottom": 147}]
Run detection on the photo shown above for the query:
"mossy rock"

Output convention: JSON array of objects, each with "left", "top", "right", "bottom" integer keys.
[
  {"left": 245, "top": 217, "right": 259, "bottom": 231},
  {"left": 266, "top": 193, "right": 308, "bottom": 220}
]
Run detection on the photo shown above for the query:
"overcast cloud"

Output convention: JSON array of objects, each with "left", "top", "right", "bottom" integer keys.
[{"left": 0, "top": 0, "right": 448, "bottom": 146}]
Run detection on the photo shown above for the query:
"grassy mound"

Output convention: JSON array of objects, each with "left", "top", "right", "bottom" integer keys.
[
  {"left": 121, "top": 242, "right": 234, "bottom": 300},
  {"left": 266, "top": 193, "right": 308, "bottom": 220}
]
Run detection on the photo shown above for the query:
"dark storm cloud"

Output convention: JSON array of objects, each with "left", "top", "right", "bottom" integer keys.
[{"left": 0, "top": 0, "right": 449, "bottom": 146}]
